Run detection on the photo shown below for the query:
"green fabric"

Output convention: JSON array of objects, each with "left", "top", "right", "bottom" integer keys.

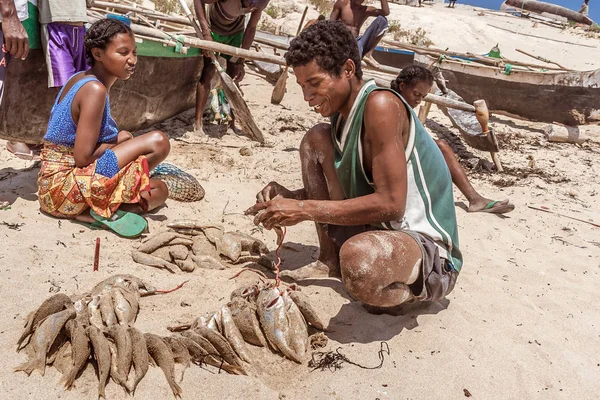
[
  {"left": 23, "top": 2, "right": 41, "bottom": 49},
  {"left": 210, "top": 31, "right": 243, "bottom": 61}
]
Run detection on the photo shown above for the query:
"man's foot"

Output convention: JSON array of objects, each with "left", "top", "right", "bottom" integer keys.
[
  {"left": 363, "top": 54, "right": 381, "bottom": 69},
  {"left": 279, "top": 260, "right": 340, "bottom": 281},
  {"left": 192, "top": 122, "right": 206, "bottom": 137},
  {"left": 467, "top": 198, "right": 515, "bottom": 214},
  {"left": 6, "top": 141, "right": 41, "bottom": 161}
]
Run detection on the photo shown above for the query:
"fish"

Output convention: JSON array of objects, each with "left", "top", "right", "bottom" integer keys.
[
  {"left": 229, "top": 297, "right": 266, "bottom": 347},
  {"left": 191, "top": 232, "right": 220, "bottom": 258},
  {"left": 163, "top": 336, "right": 191, "bottom": 383},
  {"left": 116, "top": 285, "right": 140, "bottom": 324},
  {"left": 90, "top": 274, "right": 155, "bottom": 297},
  {"left": 17, "top": 293, "right": 72, "bottom": 350},
  {"left": 288, "top": 290, "right": 327, "bottom": 331},
  {"left": 144, "top": 333, "right": 183, "bottom": 399},
  {"left": 45, "top": 330, "right": 68, "bottom": 365},
  {"left": 50, "top": 340, "right": 73, "bottom": 376},
  {"left": 207, "top": 310, "right": 222, "bottom": 333},
  {"left": 86, "top": 325, "right": 112, "bottom": 399},
  {"left": 169, "top": 245, "right": 189, "bottom": 261},
  {"left": 62, "top": 319, "right": 91, "bottom": 390},
  {"left": 107, "top": 342, "right": 121, "bottom": 388},
  {"left": 98, "top": 292, "right": 118, "bottom": 327},
  {"left": 88, "top": 295, "right": 104, "bottom": 329},
  {"left": 220, "top": 304, "right": 251, "bottom": 363},
  {"left": 190, "top": 254, "right": 225, "bottom": 270},
  {"left": 228, "top": 231, "right": 269, "bottom": 254},
  {"left": 178, "top": 336, "right": 246, "bottom": 375},
  {"left": 127, "top": 327, "right": 149, "bottom": 394},
  {"left": 175, "top": 258, "right": 196, "bottom": 272},
  {"left": 132, "top": 251, "right": 180, "bottom": 274},
  {"left": 192, "top": 326, "right": 243, "bottom": 367},
  {"left": 137, "top": 231, "right": 182, "bottom": 254},
  {"left": 256, "top": 287, "right": 302, "bottom": 363},
  {"left": 111, "top": 287, "right": 134, "bottom": 326},
  {"left": 282, "top": 291, "right": 308, "bottom": 360},
  {"left": 15, "top": 306, "right": 76, "bottom": 376},
  {"left": 216, "top": 232, "right": 242, "bottom": 262},
  {"left": 106, "top": 325, "right": 133, "bottom": 389}
]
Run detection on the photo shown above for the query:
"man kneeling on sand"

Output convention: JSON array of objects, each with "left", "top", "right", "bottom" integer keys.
[{"left": 246, "top": 21, "right": 462, "bottom": 308}]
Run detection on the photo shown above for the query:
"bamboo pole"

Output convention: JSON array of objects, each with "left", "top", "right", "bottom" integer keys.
[
  {"left": 487, "top": 24, "right": 596, "bottom": 48},
  {"left": 93, "top": 1, "right": 191, "bottom": 25},
  {"left": 515, "top": 48, "right": 566, "bottom": 69}
]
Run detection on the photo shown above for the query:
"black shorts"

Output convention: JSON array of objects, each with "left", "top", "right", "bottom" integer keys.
[{"left": 325, "top": 224, "right": 458, "bottom": 302}]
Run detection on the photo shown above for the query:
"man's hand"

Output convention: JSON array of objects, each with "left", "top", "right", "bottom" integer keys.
[
  {"left": 254, "top": 181, "right": 298, "bottom": 203},
  {"left": 2, "top": 13, "right": 28, "bottom": 59},
  {"left": 229, "top": 61, "right": 245, "bottom": 83},
  {"left": 201, "top": 32, "right": 213, "bottom": 58},
  {"left": 245, "top": 197, "right": 309, "bottom": 229}
]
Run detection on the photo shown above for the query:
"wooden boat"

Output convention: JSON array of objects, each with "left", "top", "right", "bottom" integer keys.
[
  {"left": 0, "top": 5, "right": 204, "bottom": 144},
  {"left": 371, "top": 46, "right": 415, "bottom": 69},
  {"left": 412, "top": 54, "right": 600, "bottom": 126}
]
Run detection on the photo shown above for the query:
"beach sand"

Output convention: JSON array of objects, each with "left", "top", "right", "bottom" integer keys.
[{"left": 0, "top": 2, "right": 599, "bottom": 399}]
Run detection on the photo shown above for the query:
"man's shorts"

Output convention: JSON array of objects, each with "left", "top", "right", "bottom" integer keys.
[
  {"left": 42, "top": 22, "right": 88, "bottom": 88},
  {"left": 210, "top": 31, "right": 243, "bottom": 62},
  {"left": 356, "top": 15, "right": 389, "bottom": 58},
  {"left": 326, "top": 223, "right": 458, "bottom": 302}
]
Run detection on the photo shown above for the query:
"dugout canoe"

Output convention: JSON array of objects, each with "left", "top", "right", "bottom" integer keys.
[
  {"left": 0, "top": 5, "right": 204, "bottom": 144},
  {"left": 413, "top": 54, "right": 600, "bottom": 126}
]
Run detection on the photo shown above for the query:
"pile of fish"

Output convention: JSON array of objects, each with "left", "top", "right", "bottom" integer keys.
[
  {"left": 15, "top": 275, "right": 199, "bottom": 398},
  {"left": 168, "top": 282, "right": 327, "bottom": 366},
  {"left": 132, "top": 221, "right": 272, "bottom": 273}
]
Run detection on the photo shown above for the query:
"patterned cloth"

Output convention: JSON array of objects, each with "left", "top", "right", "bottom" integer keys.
[{"left": 38, "top": 144, "right": 151, "bottom": 219}]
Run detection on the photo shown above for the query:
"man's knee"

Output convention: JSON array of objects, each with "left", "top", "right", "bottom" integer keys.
[
  {"left": 299, "top": 123, "right": 332, "bottom": 156},
  {"left": 200, "top": 62, "right": 216, "bottom": 84},
  {"left": 339, "top": 235, "right": 382, "bottom": 299}
]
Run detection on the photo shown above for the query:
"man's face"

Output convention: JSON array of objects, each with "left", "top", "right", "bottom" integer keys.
[{"left": 293, "top": 60, "right": 352, "bottom": 118}]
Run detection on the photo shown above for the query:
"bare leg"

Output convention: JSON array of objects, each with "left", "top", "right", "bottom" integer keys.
[
  {"left": 436, "top": 139, "right": 513, "bottom": 213},
  {"left": 362, "top": 34, "right": 385, "bottom": 68},
  {"left": 340, "top": 230, "right": 422, "bottom": 307},
  {"left": 111, "top": 130, "right": 170, "bottom": 171},
  {"left": 194, "top": 59, "right": 216, "bottom": 135},
  {"left": 279, "top": 124, "right": 346, "bottom": 280}
]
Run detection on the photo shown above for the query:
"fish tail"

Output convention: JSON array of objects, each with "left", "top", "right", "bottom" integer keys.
[{"left": 14, "top": 355, "right": 46, "bottom": 376}]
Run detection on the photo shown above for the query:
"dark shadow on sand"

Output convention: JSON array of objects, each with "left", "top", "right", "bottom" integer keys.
[
  {"left": 326, "top": 299, "right": 450, "bottom": 344},
  {"left": 0, "top": 163, "right": 40, "bottom": 205}
]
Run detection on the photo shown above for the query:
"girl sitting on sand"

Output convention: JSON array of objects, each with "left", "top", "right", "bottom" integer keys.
[
  {"left": 391, "top": 65, "right": 514, "bottom": 214},
  {"left": 37, "top": 18, "right": 170, "bottom": 236}
]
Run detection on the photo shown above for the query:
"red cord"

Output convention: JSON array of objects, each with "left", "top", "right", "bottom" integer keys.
[
  {"left": 93, "top": 238, "right": 100, "bottom": 272},
  {"left": 273, "top": 227, "right": 286, "bottom": 287},
  {"left": 156, "top": 280, "right": 190, "bottom": 294}
]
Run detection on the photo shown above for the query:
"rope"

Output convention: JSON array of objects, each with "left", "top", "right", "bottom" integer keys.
[{"left": 273, "top": 227, "right": 286, "bottom": 287}]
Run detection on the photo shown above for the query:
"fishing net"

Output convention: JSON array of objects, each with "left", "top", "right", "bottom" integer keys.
[{"left": 150, "top": 163, "right": 205, "bottom": 202}]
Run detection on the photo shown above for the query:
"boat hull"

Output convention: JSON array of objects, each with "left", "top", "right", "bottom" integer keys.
[
  {"left": 414, "top": 55, "right": 600, "bottom": 126},
  {"left": 0, "top": 46, "right": 204, "bottom": 144}
]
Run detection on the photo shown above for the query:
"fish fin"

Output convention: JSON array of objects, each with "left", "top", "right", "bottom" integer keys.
[
  {"left": 16, "top": 311, "right": 35, "bottom": 349},
  {"left": 14, "top": 355, "right": 46, "bottom": 376}
]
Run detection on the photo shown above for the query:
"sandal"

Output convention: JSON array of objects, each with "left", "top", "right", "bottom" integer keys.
[
  {"left": 88, "top": 209, "right": 148, "bottom": 238},
  {"left": 6, "top": 142, "right": 41, "bottom": 161},
  {"left": 479, "top": 200, "right": 515, "bottom": 214}
]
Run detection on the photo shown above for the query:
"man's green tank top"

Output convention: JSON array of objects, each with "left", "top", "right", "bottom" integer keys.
[{"left": 330, "top": 80, "right": 462, "bottom": 271}]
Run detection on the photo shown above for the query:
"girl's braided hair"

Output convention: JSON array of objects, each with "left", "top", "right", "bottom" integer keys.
[
  {"left": 390, "top": 65, "right": 433, "bottom": 92},
  {"left": 84, "top": 18, "right": 134, "bottom": 65}
]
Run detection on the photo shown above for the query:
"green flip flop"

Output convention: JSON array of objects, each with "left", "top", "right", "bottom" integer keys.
[
  {"left": 89, "top": 209, "right": 148, "bottom": 238},
  {"left": 481, "top": 200, "right": 515, "bottom": 214}
]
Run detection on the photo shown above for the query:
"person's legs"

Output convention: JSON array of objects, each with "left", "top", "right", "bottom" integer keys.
[
  {"left": 111, "top": 129, "right": 170, "bottom": 171},
  {"left": 279, "top": 123, "right": 346, "bottom": 280},
  {"left": 339, "top": 230, "right": 422, "bottom": 307},
  {"left": 194, "top": 58, "right": 216, "bottom": 134},
  {"left": 360, "top": 16, "right": 389, "bottom": 67},
  {"left": 436, "top": 139, "right": 513, "bottom": 213}
]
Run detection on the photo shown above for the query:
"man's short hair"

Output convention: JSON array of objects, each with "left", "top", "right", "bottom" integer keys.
[{"left": 285, "top": 20, "right": 363, "bottom": 80}]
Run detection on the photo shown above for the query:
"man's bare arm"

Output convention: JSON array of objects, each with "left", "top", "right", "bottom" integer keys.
[
  {"left": 367, "top": 0, "right": 390, "bottom": 16},
  {"left": 0, "top": 0, "right": 28, "bottom": 59},
  {"left": 193, "top": 0, "right": 218, "bottom": 40},
  {"left": 248, "top": 92, "right": 409, "bottom": 228},
  {"left": 330, "top": 0, "right": 342, "bottom": 20}
]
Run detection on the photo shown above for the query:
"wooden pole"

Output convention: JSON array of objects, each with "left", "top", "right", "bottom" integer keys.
[
  {"left": 515, "top": 48, "right": 566, "bottom": 69},
  {"left": 93, "top": 1, "right": 191, "bottom": 25},
  {"left": 505, "top": 0, "right": 593, "bottom": 25},
  {"left": 271, "top": 6, "right": 308, "bottom": 105},
  {"left": 474, "top": 100, "right": 503, "bottom": 172}
]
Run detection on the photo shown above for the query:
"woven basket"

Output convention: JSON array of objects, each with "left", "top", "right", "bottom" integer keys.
[{"left": 150, "top": 163, "right": 205, "bottom": 202}]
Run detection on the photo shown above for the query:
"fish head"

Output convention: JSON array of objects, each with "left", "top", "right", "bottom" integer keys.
[{"left": 257, "top": 287, "right": 284, "bottom": 313}]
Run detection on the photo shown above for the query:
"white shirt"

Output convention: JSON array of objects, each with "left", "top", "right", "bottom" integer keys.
[{"left": 0, "top": 0, "right": 29, "bottom": 23}]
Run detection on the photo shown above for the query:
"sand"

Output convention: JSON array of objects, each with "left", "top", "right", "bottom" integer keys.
[{"left": 1, "top": 2, "right": 600, "bottom": 399}]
